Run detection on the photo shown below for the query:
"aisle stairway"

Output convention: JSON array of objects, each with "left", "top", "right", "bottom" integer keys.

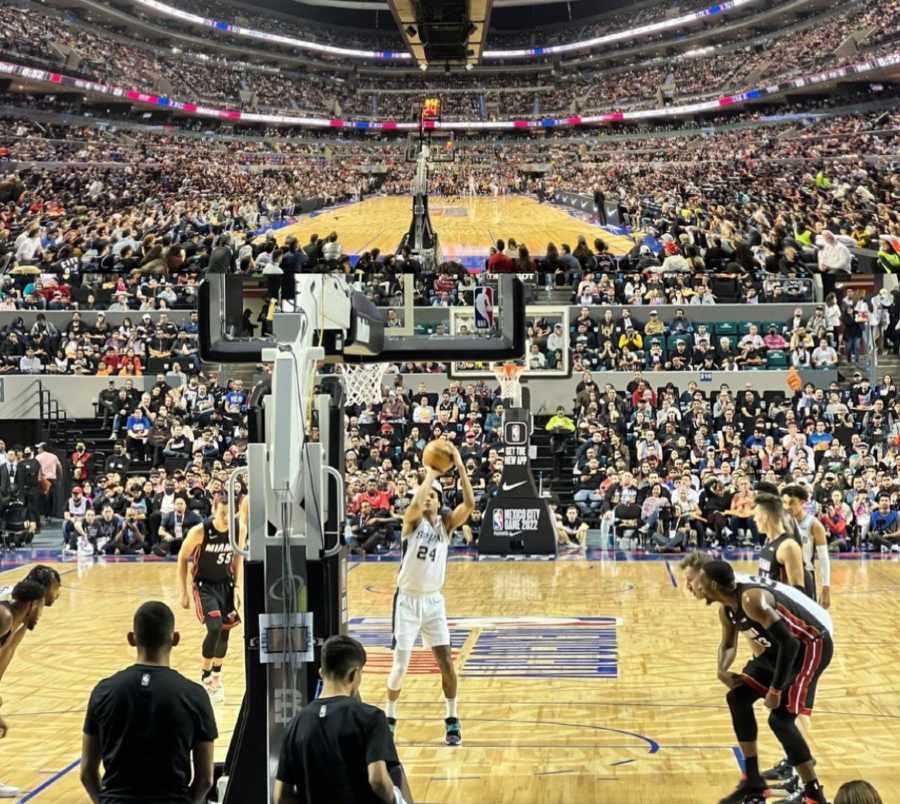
[{"left": 531, "top": 413, "right": 576, "bottom": 507}]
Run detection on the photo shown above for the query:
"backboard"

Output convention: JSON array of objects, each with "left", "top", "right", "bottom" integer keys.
[
  {"left": 406, "top": 130, "right": 455, "bottom": 162},
  {"left": 449, "top": 303, "right": 570, "bottom": 379},
  {"left": 198, "top": 273, "right": 525, "bottom": 366}
]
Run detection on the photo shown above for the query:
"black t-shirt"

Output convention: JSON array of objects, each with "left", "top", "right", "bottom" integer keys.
[
  {"left": 84, "top": 664, "right": 217, "bottom": 803},
  {"left": 276, "top": 695, "right": 399, "bottom": 804}
]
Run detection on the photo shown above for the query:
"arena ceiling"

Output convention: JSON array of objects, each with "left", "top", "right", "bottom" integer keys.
[{"left": 249, "top": 0, "right": 639, "bottom": 56}]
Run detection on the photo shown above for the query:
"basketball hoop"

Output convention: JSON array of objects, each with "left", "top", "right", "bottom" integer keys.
[
  {"left": 492, "top": 362, "right": 526, "bottom": 407},
  {"left": 337, "top": 362, "right": 389, "bottom": 407}
]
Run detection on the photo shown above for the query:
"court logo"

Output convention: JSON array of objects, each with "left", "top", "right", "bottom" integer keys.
[{"left": 349, "top": 616, "right": 619, "bottom": 678}]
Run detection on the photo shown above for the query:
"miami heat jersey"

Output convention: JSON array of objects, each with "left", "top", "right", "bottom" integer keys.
[
  {"left": 397, "top": 516, "right": 449, "bottom": 596},
  {"left": 192, "top": 518, "right": 234, "bottom": 583},
  {"left": 725, "top": 575, "right": 833, "bottom": 658},
  {"left": 758, "top": 531, "right": 800, "bottom": 584}
]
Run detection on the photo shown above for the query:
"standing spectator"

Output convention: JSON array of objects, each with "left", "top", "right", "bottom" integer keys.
[
  {"left": 35, "top": 442, "right": 62, "bottom": 518},
  {"left": 17, "top": 446, "right": 42, "bottom": 531},
  {"left": 70, "top": 441, "right": 91, "bottom": 483},
  {"left": 817, "top": 231, "right": 852, "bottom": 296},
  {"left": 274, "top": 635, "right": 411, "bottom": 804},
  {"left": 80, "top": 601, "right": 216, "bottom": 804}
]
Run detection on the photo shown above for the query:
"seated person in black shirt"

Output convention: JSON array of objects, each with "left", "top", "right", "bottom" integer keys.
[
  {"left": 275, "top": 635, "right": 413, "bottom": 804},
  {"left": 81, "top": 601, "right": 216, "bottom": 804}
]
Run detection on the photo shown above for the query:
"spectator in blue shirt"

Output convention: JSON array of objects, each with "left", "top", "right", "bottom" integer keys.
[
  {"left": 869, "top": 496, "right": 900, "bottom": 553},
  {"left": 126, "top": 409, "right": 153, "bottom": 461}
]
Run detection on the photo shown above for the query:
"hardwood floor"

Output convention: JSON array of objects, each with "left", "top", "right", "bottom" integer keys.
[{"left": 2, "top": 557, "right": 898, "bottom": 802}]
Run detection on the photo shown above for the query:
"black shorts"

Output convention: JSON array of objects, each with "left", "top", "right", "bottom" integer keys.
[
  {"left": 803, "top": 570, "right": 817, "bottom": 602},
  {"left": 739, "top": 635, "right": 833, "bottom": 716},
  {"left": 193, "top": 578, "right": 240, "bottom": 631}
]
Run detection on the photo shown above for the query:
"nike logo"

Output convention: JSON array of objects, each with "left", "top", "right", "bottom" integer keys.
[{"left": 502, "top": 481, "right": 528, "bottom": 492}]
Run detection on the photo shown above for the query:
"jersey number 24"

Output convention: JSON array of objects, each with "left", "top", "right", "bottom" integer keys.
[{"left": 416, "top": 544, "right": 438, "bottom": 562}]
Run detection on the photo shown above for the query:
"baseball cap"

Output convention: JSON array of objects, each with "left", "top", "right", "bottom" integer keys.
[{"left": 73, "top": 486, "right": 83, "bottom": 495}]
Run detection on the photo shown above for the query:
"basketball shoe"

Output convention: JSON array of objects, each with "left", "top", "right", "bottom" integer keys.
[
  {"left": 387, "top": 717, "right": 397, "bottom": 735},
  {"left": 0, "top": 781, "right": 19, "bottom": 798},
  {"left": 444, "top": 717, "right": 462, "bottom": 746},
  {"left": 718, "top": 776, "right": 768, "bottom": 804}
]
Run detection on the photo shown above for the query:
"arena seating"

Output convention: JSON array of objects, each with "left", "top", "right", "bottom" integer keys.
[{"left": 1, "top": 0, "right": 899, "bottom": 564}]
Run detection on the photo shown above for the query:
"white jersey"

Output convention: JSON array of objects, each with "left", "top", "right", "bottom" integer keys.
[
  {"left": 397, "top": 515, "right": 449, "bottom": 596},
  {"left": 795, "top": 513, "right": 816, "bottom": 571}
]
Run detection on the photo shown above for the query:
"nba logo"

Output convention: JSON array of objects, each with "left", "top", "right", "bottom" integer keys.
[
  {"left": 474, "top": 287, "right": 495, "bottom": 330},
  {"left": 504, "top": 421, "right": 527, "bottom": 445},
  {"left": 493, "top": 509, "right": 504, "bottom": 531}
]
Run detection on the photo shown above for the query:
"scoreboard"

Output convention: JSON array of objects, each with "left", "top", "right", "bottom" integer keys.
[{"left": 421, "top": 97, "right": 441, "bottom": 123}]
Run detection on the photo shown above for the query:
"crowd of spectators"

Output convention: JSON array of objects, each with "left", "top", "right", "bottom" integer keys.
[
  {"left": 323, "top": 365, "right": 900, "bottom": 556},
  {"left": 0, "top": 367, "right": 249, "bottom": 553},
  {"left": 2, "top": 0, "right": 899, "bottom": 121},
  {"left": 558, "top": 371, "right": 900, "bottom": 554}
]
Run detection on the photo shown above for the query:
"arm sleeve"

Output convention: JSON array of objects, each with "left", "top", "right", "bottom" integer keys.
[
  {"left": 768, "top": 618, "right": 801, "bottom": 691},
  {"left": 816, "top": 543, "right": 831, "bottom": 586}
]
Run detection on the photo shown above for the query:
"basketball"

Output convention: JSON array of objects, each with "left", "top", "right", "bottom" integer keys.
[{"left": 423, "top": 439, "right": 455, "bottom": 474}]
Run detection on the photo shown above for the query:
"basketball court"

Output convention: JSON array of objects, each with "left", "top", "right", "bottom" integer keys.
[
  {"left": 3, "top": 557, "right": 898, "bottom": 802},
  {"left": 270, "top": 195, "right": 639, "bottom": 267}
]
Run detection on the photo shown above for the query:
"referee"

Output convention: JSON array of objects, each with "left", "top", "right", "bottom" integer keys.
[
  {"left": 275, "top": 635, "right": 414, "bottom": 804},
  {"left": 81, "top": 601, "right": 217, "bottom": 804}
]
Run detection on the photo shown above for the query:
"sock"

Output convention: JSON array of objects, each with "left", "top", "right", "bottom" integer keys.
[
  {"left": 385, "top": 699, "right": 397, "bottom": 719},
  {"left": 201, "top": 669, "right": 212, "bottom": 681},
  {"left": 212, "top": 664, "right": 222, "bottom": 676},
  {"left": 744, "top": 755, "right": 761, "bottom": 783},
  {"left": 805, "top": 779, "right": 823, "bottom": 796},
  {"left": 445, "top": 698, "right": 457, "bottom": 719}
]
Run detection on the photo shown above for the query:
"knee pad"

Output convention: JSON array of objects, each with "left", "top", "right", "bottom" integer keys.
[
  {"left": 726, "top": 684, "right": 759, "bottom": 743},
  {"left": 387, "top": 649, "right": 412, "bottom": 691},
  {"left": 768, "top": 708, "right": 811, "bottom": 767}
]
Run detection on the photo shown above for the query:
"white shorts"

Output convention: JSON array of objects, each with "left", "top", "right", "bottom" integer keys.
[{"left": 391, "top": 591, "right": 449, "bottom": 651}]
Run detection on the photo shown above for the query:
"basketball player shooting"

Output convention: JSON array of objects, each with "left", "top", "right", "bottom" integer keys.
[
  {"left": 178, "top": 493, "right": 246, "bottom": 704},
  {"left": 386, "top": 441, "right": 474, "bottom": 746}
]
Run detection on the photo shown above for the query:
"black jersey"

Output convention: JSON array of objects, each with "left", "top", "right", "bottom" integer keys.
[
  {"left": 725, "top": 575, "right": 833, "bottom": 658},
  {"left": 757, "top": 531, "right": 799, "bottom": 585},
  {"left": 192, "top": 518, "right": 234, "bottom": 584}
]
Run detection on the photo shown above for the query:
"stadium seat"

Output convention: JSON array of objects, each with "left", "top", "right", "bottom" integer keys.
[
  {"left": 666, "top": 334, "right": 692, "bottom": 350},
  {"left": 766, "top": 351, "right": 789, "bottom": 369},
  {"left": 714, "top": 322, "right": 737, "bottom": 336}
]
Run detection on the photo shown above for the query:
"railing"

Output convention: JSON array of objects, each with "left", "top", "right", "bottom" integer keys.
[
  {"left": 36, "top": 380, "right": 66, "bottom": 425},
  {"left": 36, "top": 380, "right": 68, "bottom": 444}
]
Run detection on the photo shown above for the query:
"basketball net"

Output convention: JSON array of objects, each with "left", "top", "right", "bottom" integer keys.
[
  {"left": 337, "top": 362, "right": 389, "bottom": 406},
  {"left": 492, "top": 362, "right": 525, "bottom": 407}
]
